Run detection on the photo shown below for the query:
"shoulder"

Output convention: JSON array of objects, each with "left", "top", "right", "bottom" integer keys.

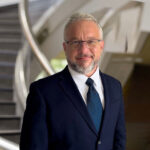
[
  {"left": 29, "top": 68, "right": 66, "bottom": 91},
  {"left": 100, "top": 71, "right": 122, "bottom": 93},
  {"left": 100, "top": 72, "right": 124, "bottom": 102},
  {"left": 101, "top": 71, "right": 121, "bottom": 85}
]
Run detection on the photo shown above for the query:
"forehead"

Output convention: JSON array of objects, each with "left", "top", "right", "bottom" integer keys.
[{"left": 65, "top": 20, "right": 100, "bottom": 40}]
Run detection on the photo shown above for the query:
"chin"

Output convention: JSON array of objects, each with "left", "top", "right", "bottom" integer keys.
[
  {"left": 68, "top": 59, "right": 97, "bottom": 74},
  {"left": 77, "top": 62, "right": 92, "bottom": 68}
]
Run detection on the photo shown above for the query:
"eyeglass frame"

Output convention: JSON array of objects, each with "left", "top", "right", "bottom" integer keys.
[{"left": 65, "top": 39, "right": 102, "bottom": 49}]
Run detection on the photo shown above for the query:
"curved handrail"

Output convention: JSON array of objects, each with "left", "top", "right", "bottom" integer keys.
[
  {"left": 0, "top": 137, "right": 19, "bottom": 150},
  {"left": 14, "top": 42, "right": 29, "bottom": 109},
  {"left": 15, "top": 0, "right": 64, "bottom": 109},
  {"left": 19, "top": 0, "right": 54, "bottom": 75}
]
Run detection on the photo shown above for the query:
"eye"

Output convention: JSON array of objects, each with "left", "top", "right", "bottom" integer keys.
[
  {"left": 73, "top": 41, "right": 79, "bottom": 44},
  {"left": 71, "top": 41, "right": 80, "bottom": 45},
  {"left": 87, "top": 40, "right": 95, "bottom": 44}
]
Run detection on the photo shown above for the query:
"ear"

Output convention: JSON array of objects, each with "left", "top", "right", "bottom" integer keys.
[
  {"left": 100, "top": 40, "right": 104, "bottom": 49},
  {"left": 63, "top": 42, "right": 67, "bottom": 52}
]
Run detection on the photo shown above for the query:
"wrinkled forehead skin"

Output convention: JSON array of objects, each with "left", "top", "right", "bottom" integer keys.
[{"left": 64, "top": 20, "right": 101, "bottom": 41}]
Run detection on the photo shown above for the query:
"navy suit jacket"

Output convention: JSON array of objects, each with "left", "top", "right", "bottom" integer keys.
[{"left": 20, "top": 66, "right": 126, "bottom": 150}]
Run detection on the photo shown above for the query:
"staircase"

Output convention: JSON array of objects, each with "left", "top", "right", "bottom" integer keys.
[{"left": 0, "top": 4, "right": 22, "bottom": 143}]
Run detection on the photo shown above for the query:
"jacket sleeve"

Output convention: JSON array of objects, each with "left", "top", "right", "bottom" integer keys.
[
  {"left": 20, "top": 82, "right": 48, "bottom": 150},
  {"left": 114, "top": 83, "right": 126, "bottom": 150}
]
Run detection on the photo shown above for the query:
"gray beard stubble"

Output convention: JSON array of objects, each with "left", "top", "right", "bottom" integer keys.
[{"left": 67, "top": 58, "right": 99, "bottom": 74}]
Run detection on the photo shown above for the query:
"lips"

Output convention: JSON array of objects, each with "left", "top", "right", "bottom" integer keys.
[{"left": 76, "top": 54, "right": 93, "bottom": 61}]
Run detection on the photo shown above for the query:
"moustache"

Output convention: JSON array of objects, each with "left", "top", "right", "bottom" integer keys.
[{"left": 75, "top": 54, "right": 94, "bottom": 59}]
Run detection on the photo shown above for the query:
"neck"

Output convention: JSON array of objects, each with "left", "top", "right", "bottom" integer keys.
[{"left": 85, "top": 66, "right": 98, "bottom": 77}]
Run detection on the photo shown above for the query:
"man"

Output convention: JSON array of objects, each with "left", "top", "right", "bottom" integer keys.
[{"left": 20, "top": 13, "right": 126, "bottom": 150}]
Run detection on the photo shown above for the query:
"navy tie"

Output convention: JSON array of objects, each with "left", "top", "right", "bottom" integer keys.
[{"left": 86, "top": 78, "right": 103, "bottom": 132}]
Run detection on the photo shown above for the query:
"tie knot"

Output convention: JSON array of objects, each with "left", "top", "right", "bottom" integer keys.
[{"left": 86, "top": 78, "right": 94, "bottom": 87}]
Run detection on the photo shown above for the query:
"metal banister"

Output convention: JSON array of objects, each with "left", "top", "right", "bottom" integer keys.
[
  {"left": 19, "top": 0, "right": 54, "bottom": 75},
  {"left": 14, "top": 42, "right": 29, "bottom": 109},
  {"left": 0, "top": 137, "right": 19, "bottom": 150}
]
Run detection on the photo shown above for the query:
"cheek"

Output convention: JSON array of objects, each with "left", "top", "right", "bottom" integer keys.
[
  {"left": 94, "top": 49, "right": 102, "bottom": 60},
  {"left": 66, "top": 49, "right": 77, "bottom": 60}
]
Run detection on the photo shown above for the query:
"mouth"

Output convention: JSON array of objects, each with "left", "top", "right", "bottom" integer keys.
[{"left": 76, "top": 55, "right": 93, "bottom": 61}]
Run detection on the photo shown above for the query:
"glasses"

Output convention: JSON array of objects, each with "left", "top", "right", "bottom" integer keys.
[{"left": 65, "top": 39, "right": 102, "bottom": 49}]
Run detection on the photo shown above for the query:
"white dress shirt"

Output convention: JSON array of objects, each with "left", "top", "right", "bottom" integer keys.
[{"left": 68, "top": 66, "right": 104, "bottom": 108}]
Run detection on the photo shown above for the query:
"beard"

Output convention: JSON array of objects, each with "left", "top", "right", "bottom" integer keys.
[{"left": 67, "top": 54, "right": 99, "bottom": 74}]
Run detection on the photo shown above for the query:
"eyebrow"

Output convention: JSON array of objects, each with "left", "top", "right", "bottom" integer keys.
[{"left": 67, "top": 37, "right": 100, "bottom": 41}]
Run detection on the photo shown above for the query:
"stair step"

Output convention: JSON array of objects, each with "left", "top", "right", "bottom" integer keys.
[
  {"left": 0, "top": 19, "right": 20, "bottom": 24},
  {"left": 0, "top": 24, "right": 21, "bottom": 30},
  {"left": 0, "top": 53, "right": 17, "bottom": 63},
  {"left": 0, "top": 87, "right": 13, "bottom": 101},
  {"left": 0, "top": 101, "right": 16, "bottom": 115},
  {"left": 0, "top": 49, "right": 18, "bottom": 55},
  {"left": 0, "top": 115, "right": 21, "bottom": 130},
  {"left": 0, "top": 39, "right": 21, "bottom": 49},
  {"left": 0, "top": 129, "right": 20, "bottom": 134},
  {"left": 0, "top": 61, "right": 15, "bottom": 65},
  {"left": 0, "top": 32, "right": 21, "bottom": 39},
  {"left": 0, "top": 3, "right": 21, "bottom": 144},
  {"left": 0, "top": 62, "right": 15, "bottom": 75},
  {"left": 0, "top": 28, "right": 21, "bottom": 34},
  {"left": 0, "top": 20, "right": 20, "bottom": 26},
  {"left": 0, "top": 74, "right": 13, "bottom": 88},
  {"left": 0, "top": 4, "right": 18, "bottom": 15},
  {"left": 0, "top": 36, "right": 21, "bottom": 43},
  {"left": 0, "top": 49, "right": 19, "bottom": 54},
  {"left": 0, "top": 129, "right": 20, "bottom": 144},
  {"left": 0, "top": 13, "right": 19, "bottom": 19},
  {"left": 0, "top": 38, "right": 21, "bottom": 43}
]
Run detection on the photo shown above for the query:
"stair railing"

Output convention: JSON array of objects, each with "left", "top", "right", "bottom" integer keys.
[
  {"left": 0, "top": 137, "right": 19, "bottom": 150},
  {"left": 14, "top": 42, "right": 30, "bottom": 109},
  {"left": 19, "top": 0, "right": 54, "bottom": 75},
  {"left": 15, "top": 0, "right": 62, "bottom": 109}
]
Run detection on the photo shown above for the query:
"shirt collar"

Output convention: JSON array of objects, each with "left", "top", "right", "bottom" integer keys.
[
  {"left": 68, "top": 65, "right": 100, "bottom": 85},
  {"left": 90, "top": 67, "right": 100, "bottom": 87},
  {"left": 68, "top": 66, "right": 87, "bottom": 85}
]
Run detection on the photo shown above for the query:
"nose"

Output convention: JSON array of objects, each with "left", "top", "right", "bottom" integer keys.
[
  {"left": 78, "top": 42, "right": 90, "bottom": 53},
  {"left": 79, "top": 41, "right": 88, "bottom": 48}
]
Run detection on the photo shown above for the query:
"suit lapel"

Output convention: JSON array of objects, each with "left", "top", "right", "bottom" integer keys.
[
  {"left": 99, "top": 72, "right": 112, "bottom": 137},
  {"left": 59, "top": 67, "right": 98, "bottom": 136}
]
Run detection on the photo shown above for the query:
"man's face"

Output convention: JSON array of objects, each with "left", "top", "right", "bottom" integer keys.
[{"left": 63, "top": 20, "right": 104, "bottom": 76}]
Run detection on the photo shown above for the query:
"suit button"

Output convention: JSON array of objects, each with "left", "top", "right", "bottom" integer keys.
[{"left": 98, "top": 140, "right": 101, "bottom": 144}]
